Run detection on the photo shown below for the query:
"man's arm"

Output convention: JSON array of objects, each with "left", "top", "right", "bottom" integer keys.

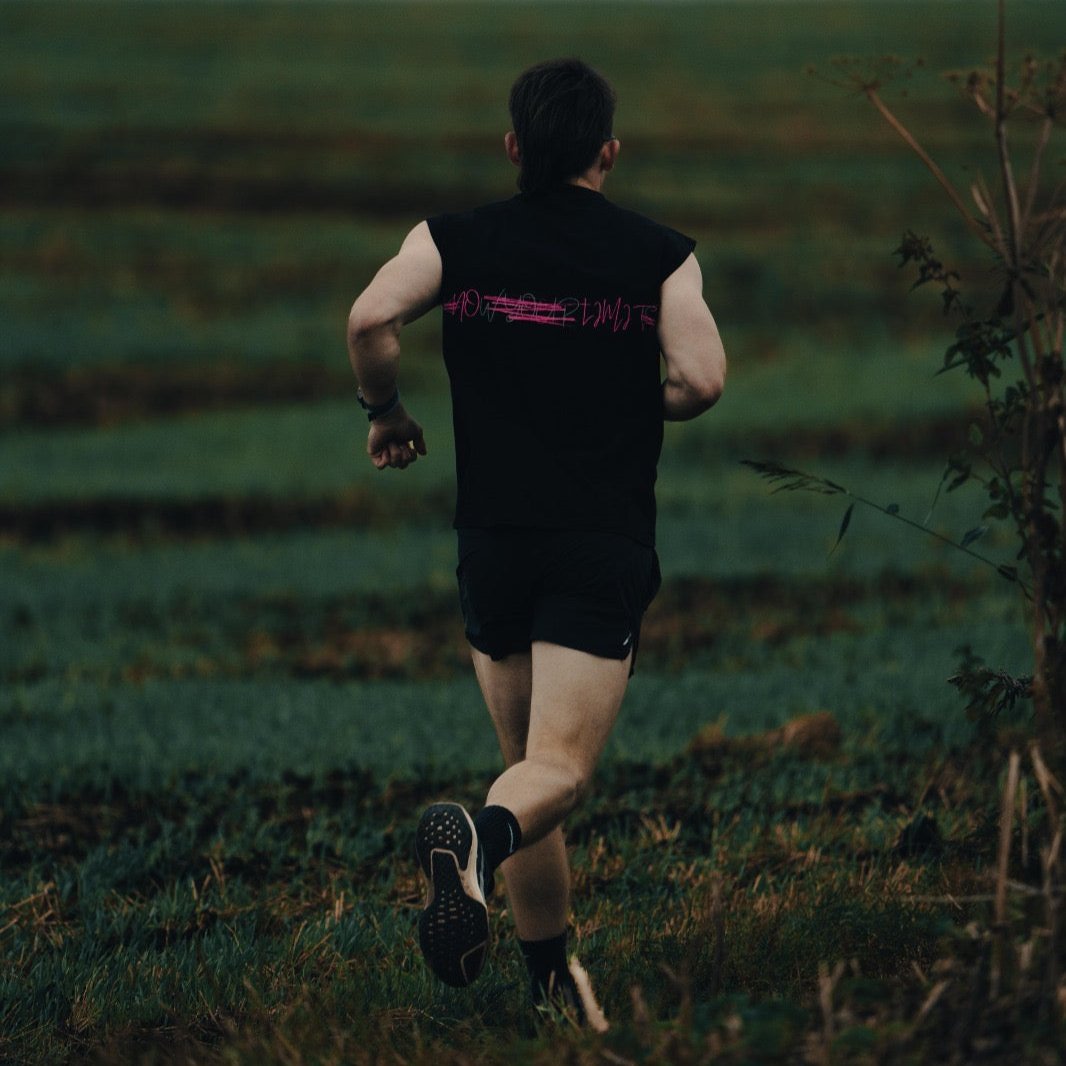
[
  {"left": 657, "top": 253, "right": 726, "bottom": 421},
  {"left": 347, "top": 221, "right": 442, "bottom": 469}
]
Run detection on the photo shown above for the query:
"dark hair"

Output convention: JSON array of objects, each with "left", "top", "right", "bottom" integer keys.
[{"left": 508, "top": 58, "right": 616, "bottom": 194}]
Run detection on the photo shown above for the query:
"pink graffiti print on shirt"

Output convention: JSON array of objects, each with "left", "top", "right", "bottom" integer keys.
[{"left": 443, "top": 289, "right": 658, "bottom": 333}]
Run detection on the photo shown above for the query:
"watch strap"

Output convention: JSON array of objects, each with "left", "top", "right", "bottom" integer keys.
[{"left": 357, "top": 388, "right": 401, "bottom": 421}]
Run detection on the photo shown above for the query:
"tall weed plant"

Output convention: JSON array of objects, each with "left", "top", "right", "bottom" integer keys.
[{"left": 749, "top": 1, "right": 1065, "bottom": 762}]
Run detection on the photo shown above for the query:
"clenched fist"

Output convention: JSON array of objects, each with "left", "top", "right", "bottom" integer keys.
[{"left": 366, "top": 404, "right": 427, "bottom": 470}]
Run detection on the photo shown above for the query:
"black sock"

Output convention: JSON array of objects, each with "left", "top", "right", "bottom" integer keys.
[
  {"left": 473, "top": 804, "right": 522, "bottom": 876},
  {"left": 519, "top": 930, "right": 569, "bottom": 1000},
  {"left": 520, "top": 931, "right": 586, "bottom": 1024}
]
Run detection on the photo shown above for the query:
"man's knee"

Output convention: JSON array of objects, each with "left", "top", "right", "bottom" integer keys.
[{"left": 526, "top": 752, "right": 591, "bottom": 807}]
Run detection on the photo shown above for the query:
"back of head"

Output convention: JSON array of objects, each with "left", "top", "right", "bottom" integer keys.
[{"left": 508, "top": 58, "right": 616, "bottom": 194}]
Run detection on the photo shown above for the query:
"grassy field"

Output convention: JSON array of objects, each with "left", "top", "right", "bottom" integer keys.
[{"left": 2, "top": 1, "right": 1065, "bottom": 1062}]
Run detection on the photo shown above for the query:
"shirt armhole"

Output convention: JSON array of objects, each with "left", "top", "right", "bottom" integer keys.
[
  {"left": 658, "top": 228, "right": 697, "bottom": 285},
  {"left": 425, "top": 214, "right": 450, "bottom": 258}
]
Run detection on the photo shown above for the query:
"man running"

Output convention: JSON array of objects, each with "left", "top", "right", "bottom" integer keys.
[{"left": 347, "top": 58, "right": 726, "bottom": 1019}]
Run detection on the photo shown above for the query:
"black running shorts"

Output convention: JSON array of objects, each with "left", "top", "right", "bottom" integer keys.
[{"left": 455, "top": 528, "right": 662, "bottom": 674}]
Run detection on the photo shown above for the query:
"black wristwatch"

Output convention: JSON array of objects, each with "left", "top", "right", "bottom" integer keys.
[{"left": 357, "top": 387, "right": 401, "bottom": 422}]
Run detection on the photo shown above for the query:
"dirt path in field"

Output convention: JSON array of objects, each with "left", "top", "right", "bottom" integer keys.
[
  {"left": 2, "top": 358, "right": 974, "bottom": 458},
  {"left": 0, "top": 488, "right": 456, "bottom": 541},
  {"left": 4, "top": 571, "right": 983, "bottom": 686},
  {"left": 233, "top": 570, "right": 982, "bottom": 680},
  {"left": 0, "top": 417, "right": 978, "bottom": 549},
  {"left": 0, "top": 363, "right": 349, "bottom": 429}
]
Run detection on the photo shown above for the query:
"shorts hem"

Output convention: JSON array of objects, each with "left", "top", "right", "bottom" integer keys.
[
  {"left": 529, "top": 629, "right": 631, "bottom": 663},
  {"left": 465, "top": 630, "right": 640, "bottom": 675},
  {"left": 464, "top": 631, "right": 530, "bottom": 662}
]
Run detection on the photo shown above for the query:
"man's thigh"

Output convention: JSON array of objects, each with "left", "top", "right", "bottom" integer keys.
[
  {"left": 526, "top": 641, "right": 632, "bottom": 776},
  {"left": 470, "top": 647, "right": 532, "bottom": 766}
]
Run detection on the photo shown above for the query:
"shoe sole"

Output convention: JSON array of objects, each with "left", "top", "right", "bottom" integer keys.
[{"left": 415, "top": 802, "right": 489, "bottom": 988}]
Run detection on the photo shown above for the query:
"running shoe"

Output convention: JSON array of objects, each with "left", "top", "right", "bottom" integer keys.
[{"left": 414, "top": 802, "right": 489, "bottom": 987}]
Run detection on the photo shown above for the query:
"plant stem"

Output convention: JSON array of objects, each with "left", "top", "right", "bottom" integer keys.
[
  {"left": 864, "top": 88, "right": 994, "bottom": 251},
  {"left": 839, "top": 487, "right": 1032, "bottom": 594},
  {"left": 1022, "top": 116, "right": 1053, "bottom": 232},
  {"left": 995, "top": 0, "right": 1024, "bottom": 274}
]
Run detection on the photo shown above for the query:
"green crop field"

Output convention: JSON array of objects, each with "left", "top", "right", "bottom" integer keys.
[{"left": 2, "top": 1, "right": 1064, "bottom": 1062}]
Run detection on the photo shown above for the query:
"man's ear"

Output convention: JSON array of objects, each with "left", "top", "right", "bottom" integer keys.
[
  {"left": 600, "top": 138, "right": 620, "bottom": 173},
  {"left": 504, "top": 131, "right": 521, "bottom": 167}
]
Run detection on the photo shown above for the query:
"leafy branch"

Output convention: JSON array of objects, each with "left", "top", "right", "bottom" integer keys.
[
  {"left": 949, "top": 643, "right": 1033, "bottom": 721},
  {"left": 740, "top": 459, "right": 1030, "bottom": 594}
]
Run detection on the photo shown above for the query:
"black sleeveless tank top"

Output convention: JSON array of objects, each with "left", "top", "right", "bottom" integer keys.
[{"left": 427, "top": 184, "right": 694, "bottom": 546}]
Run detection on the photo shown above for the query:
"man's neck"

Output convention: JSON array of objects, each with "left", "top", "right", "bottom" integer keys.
[{"left": 568, "top": 174, "right": 605, "bottom": 193}]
